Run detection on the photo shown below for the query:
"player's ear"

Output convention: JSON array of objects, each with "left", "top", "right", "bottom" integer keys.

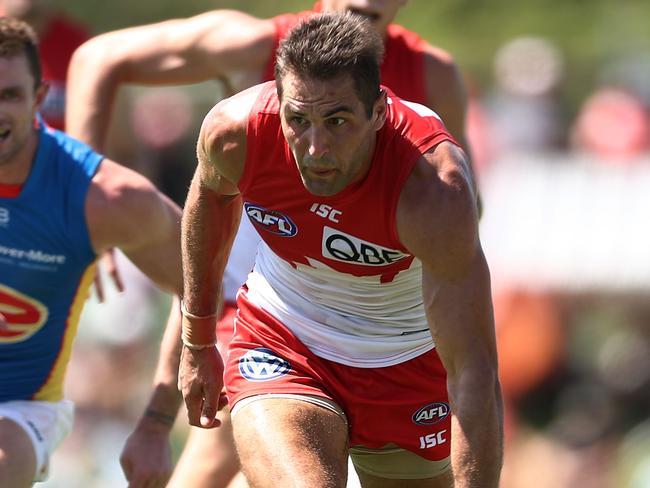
[
  {"left": 34, "top": 81, "right": 49, "bottom": 109},
  {"left": 372, "top": 89, "right": 387, "bottom": 131}
]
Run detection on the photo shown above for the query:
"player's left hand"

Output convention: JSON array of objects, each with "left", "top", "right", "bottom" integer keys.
[
  {"left": 92, "top": 248, "right": 125, "bottom": 302},
  {"left": 120, "top": 419, "right": 173, "bottom": 488}
]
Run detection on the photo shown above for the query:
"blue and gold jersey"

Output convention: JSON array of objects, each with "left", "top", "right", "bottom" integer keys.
[{"left": 0, "top": 124, "right": 101, "bottom": 402}]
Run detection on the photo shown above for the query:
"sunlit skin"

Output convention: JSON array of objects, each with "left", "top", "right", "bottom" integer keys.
[
  {"left": 278, "top": 71, "right": 387, "bottom": 196},
  {"left": 0, "top": 0, "right": 52, "bottom": 31},
  {"left": 321, "top": 0, "right": 408, "bottom": 36},
  {"left": 0, "top": 54, "right": 47, "bottom": 183}
]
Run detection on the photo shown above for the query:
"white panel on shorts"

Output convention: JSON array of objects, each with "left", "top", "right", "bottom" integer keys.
[{"left": 0, "top": 399, "right": 74, "bottom": 482}]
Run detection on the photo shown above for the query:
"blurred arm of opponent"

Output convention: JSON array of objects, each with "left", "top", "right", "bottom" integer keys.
[
  {"left": 64, "top": 10, "right": 275, "bottom": 301},
  {"left": 87, "top": 158, "right": 184, "bottom": 487},
  {"left": 65, "top": 9, "right": 276, "bottom": 149}
]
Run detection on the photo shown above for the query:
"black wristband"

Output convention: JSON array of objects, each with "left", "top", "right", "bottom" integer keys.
[{"left": 144, "top": 408, "right": 176, "bottom": 428}]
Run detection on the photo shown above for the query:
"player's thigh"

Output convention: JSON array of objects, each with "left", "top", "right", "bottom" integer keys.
[
  {"left": 232, "top": 397, "right": 349, "bottom": 488},
  {"left": 0, "top": 417, "right": 37, "bottom": 488},
  {"left": 355, "top": 467, "right": 454, "bottom": 488}
]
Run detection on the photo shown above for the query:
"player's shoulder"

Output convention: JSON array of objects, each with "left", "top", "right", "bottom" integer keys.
[
  {"left": 402, "top": 142, "right": 475, "bottom": 231},
  {"left": 387, "top": 23, "right": 459, "bottom": 88},
  {"left": 42, "top": 126, "right": 103, "bottom": 175},
  {"left": 421, "top": 41, "right": 458, "bottom": 75},
  {"left": 202, "top": 82, "right": 273, "bottom": 140},
  {"left": 397, "top": 142, "right": 478, "bottom": 270},
  {"left": 387, "top": 23, "right": 454, "bottom": 62}
]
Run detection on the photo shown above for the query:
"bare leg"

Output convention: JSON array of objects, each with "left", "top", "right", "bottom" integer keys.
[
  {"left": 168, "top": 408, "right": 240, "bottom": 488},
  {"left": 0, "top": 417, "right": 37, "bottom": 488},
  {"left": 232, "top": 397, "right": 349, "bottom": 488}
]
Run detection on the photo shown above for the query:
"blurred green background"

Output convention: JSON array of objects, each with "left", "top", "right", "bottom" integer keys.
[{"left": 60, "top": 0, "right": 650, "bottom": 118}]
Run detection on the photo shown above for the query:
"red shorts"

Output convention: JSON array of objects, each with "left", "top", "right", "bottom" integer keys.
[{"left": 224, "top": 291, "right": 451, "bottom": 461}]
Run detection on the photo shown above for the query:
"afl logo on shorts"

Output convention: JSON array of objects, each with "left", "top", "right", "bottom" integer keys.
[
  {"left": 244, "top": 203, "right": 297, "bottom": 237},
  {"left": 0, "top": 284, "right": 49, "bottom": 343},
  {"left": 412, "top": 402, "right": 450, "bottom": 426},
  {"left": 238, "top": 348, "right": 292, "bottom": 382}
]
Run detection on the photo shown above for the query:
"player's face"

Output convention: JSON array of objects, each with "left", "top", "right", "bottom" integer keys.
[
  {"left": 279, "top": 71, "right": 386, "bottom": 197},
  {"left": 0, "top": 54, "right": 45, "bottom": 167},
  {"left": 0, "top": 0, "right": 49, "bottom": 20},
  {"left": 321, "top": 0, "right": 408, "bottom": 34}
]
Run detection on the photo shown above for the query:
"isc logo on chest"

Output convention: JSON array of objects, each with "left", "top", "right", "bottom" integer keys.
[{"left": 321, "top": 226, "right": 408, "bottom": 266}]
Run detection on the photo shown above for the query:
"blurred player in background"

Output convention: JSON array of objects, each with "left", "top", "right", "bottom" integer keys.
[
  {"left": 0, "top": 17, "right": 182, "bottom": 487},
  {"left": 0, "top": 0, "right": 90, "bottom": 130}
]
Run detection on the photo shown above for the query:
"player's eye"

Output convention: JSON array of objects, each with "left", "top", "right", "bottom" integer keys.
[{"left": 327, "top": 117, "right": 346, "bottom": 127}]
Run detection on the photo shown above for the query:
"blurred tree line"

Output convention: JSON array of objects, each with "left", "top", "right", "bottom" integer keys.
[{"left": 60, "top": 0, "right": 650, "bottom": 116}]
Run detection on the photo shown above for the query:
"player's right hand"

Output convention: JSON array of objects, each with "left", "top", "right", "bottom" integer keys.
[{"left": 178, "top": 345, "right": 224, "bottom": 429}]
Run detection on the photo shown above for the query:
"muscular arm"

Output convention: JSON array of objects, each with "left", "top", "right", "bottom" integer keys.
[
  {"left": 397, "top": 142, "right": 503, "bottom": 487},
  {"left": 87, "top": 160, "right": 184, "bottom": 408},
  {"left": 181, "top": 95, "right": 249, "bottom": 321},
  {"left": 65, "top": 10, "right": 275, "bottom": 150},
  {"left": 86, "top": 160, "right": 185, "bottom": 483},
  {"left": 178, "top": 88, "right": 255, "bottom": 427}
]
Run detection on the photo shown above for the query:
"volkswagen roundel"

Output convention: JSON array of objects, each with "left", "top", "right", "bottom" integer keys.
[{"left": 238, "top": 348, "right": 292, "bottom": 381}]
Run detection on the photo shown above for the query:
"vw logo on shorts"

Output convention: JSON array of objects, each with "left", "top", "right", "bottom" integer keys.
[{"left": 238, "top": 348, "right": 291, "bottom": 382}]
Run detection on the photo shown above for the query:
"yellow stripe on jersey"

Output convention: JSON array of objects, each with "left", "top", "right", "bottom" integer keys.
[{"left": 33, "top": 263, "right": 97, "bottom": 401}]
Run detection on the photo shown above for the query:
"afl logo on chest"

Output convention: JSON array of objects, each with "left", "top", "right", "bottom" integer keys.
[
  {"left": 238, "top": 348, "right": 292, "bottom": 382},
  {"left": 244, "top": 203, "right": 297, "bottom": 237},
  {"left": 0, "top": 284, "right": 49, "bottom": 343}
]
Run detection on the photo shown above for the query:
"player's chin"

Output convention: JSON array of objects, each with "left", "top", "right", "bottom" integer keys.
[{"left": 303, "top": 179, "right": 343, "bottom": 197}]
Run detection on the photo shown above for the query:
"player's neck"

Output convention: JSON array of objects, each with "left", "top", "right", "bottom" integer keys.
[{"left": 0, "top": 129, "right": 38, "bottom": 185}]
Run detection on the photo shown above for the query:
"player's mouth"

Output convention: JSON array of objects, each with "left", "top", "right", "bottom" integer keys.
[{"left": 308, "top": 167, "right": 337, "bottom": 178}]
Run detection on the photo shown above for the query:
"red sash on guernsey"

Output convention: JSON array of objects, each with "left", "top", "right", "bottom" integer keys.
[{"left": 0, "top": 184, "right": 23, "bottom": 199}]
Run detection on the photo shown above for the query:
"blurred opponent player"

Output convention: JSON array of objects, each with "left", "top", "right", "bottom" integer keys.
[{"left": 0, "top": 18, "right": 183, "bottom": 487}]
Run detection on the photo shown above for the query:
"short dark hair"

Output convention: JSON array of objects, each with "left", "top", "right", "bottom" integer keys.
[
  {"left": 0, "top": 17, "right": 41, "bottom": 89},
  {"left": 275, "top": 12, "right": 384, "bottom": 117}
]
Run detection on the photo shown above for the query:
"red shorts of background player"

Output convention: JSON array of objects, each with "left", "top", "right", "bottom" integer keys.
[{"left": 224, "top": 289, "right": 451, "bottom": 462}]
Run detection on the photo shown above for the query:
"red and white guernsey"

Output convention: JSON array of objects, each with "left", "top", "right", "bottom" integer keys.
[{"left": 238, "top": 82, "right": 458, "bottom": 368}]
